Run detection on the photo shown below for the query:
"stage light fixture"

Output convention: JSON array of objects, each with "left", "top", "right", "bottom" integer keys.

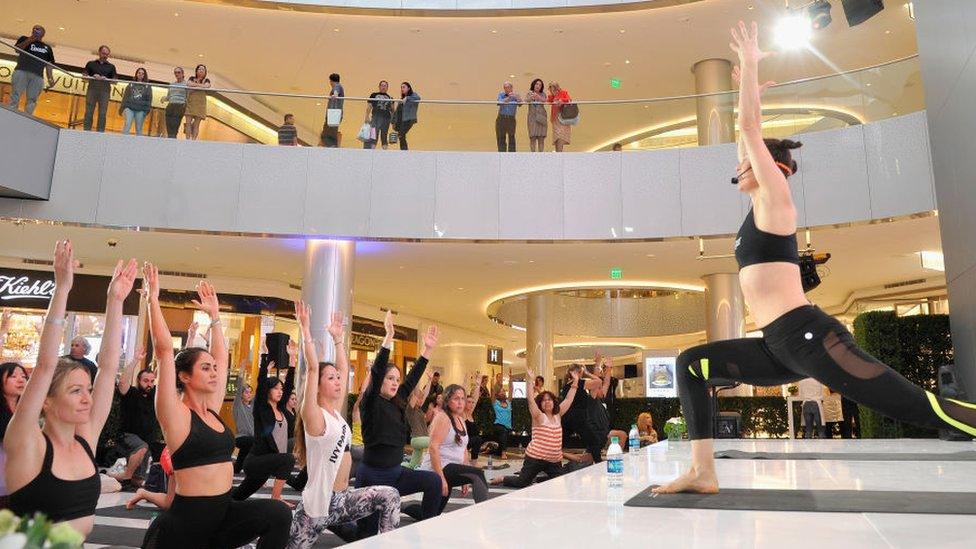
[{"left": 775, "top": 11, "right": 814, "bottom": 50}]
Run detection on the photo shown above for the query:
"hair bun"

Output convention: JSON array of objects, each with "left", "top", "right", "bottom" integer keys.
[{"left": 781, "top": 139, "right": 803, "bottom": 150}]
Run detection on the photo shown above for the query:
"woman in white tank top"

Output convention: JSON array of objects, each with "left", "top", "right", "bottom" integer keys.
[
  {"left": 418, "top": 384, "right": 489, "bottom": 513},
  {"left": 287, "top": 302, "right": 401, "bottom": 549}
]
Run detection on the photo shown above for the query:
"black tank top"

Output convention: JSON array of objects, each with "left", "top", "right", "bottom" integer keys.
[
  {"left": 9, "top": 433, "right": 100, "bottom": 522},
  {"left": 734, "top": 209, "right": 799, "bottom": 269},
  {"left": 170, "top": 409, "right": 235, "bottom": 470}
]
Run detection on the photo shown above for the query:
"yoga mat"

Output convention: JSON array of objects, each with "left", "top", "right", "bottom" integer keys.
[
  {"left": 714, "top": 450, "right": 976, "bottom": 461},
  {"left": 625, "top": 486, "right": 976, "bottom": 514}
]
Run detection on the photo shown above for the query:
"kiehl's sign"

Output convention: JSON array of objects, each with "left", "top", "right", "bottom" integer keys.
[{"left": 0, "top": 267, "right": 140, "bottom": 315}]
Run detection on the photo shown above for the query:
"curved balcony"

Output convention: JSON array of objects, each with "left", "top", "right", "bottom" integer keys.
[{"left": 0, "top": 51, "right": 933, "bottom": 241}]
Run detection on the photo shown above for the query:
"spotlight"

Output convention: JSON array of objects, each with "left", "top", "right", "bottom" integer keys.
[
  {"left": 809, "top": 0, "right": 832, "bottom": 29},
  {"left": 775, "top": 12, "right": 813, "bottom": 50}
]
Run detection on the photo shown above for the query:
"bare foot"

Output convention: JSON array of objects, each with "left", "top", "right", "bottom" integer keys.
[
  {"left": 126, "top": 489, "right": 146, "bottom": 509},
  {"left": 490, "top": 477, "right": 504, "bottom": 486},
  {"left": 652, "top": 467, "right": 719, "bottom": 494},
  {"left": 109, "top": 471, "right": 132, "bottom": 481}
]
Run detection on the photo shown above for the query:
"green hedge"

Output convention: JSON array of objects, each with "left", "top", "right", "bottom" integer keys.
[{"left": 852, "top": 311, "right": 954, "bottom": 438}]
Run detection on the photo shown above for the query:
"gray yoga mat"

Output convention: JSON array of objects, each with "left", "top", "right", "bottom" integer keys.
[
  {"left": 626, "top": 486, "right": 976, "bottom": 514},
  {"left": 714, "top": 449, "right": 976, "bottom": 461}
]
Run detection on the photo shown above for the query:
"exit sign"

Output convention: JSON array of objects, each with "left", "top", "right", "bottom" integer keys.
[
  {"left": 610, "top": 78, "right": 621, "bottom": 89},
  {"left": 610, "top": 268, "right": 622, "bottom": 279}
]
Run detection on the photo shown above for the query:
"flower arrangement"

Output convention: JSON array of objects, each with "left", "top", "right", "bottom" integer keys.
[
  {"left": 0, "top": 510, "right": 84, "bottom": 549},
  {"left": 663, "top": 417, "right": 687, "bottom": 441}
]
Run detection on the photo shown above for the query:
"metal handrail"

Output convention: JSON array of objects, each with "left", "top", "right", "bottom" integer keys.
[{"left": 0, "top": 38, "right": 917, "bottom": 105}]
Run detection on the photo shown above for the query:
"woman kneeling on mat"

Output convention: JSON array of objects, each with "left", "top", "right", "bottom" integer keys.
[
  {"left": 655, "top": 21, "right": 976, "bottom": 494},
  {"left": 288, "top": 301, "right": 400, "bottom": 548},
  {"left": 141, "top": 264, "right": 291, "bottom": 547},
  {"left": 6, "top": 242, "right": 136, "bottom": 538}
]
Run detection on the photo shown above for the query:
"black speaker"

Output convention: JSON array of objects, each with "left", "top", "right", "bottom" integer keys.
[
  {"left": 624, "top": 364, "right": 638, "bottom": 379},
  {"left": 937, "top": 364, "right": 973, "bottom": 441},
  {"left": 715, "top": 412, "right": 742, "bottom": 439},
  {"left": 264, "top": 332, "right": 290, "bottom": 371},
  {"left": 841, "top": 0, "right": 884, "bottom": 27}
]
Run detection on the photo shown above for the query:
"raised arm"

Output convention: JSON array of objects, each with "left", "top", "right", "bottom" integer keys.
[
  {"left": 185, "top": 321, "right": 199, "bottom": 349},
  {"left": 398, "top": 325, "right": 438, "bottom": 400},
  {"left": 525, "top": 367, "right": 541, "bottom": 421},
  {"left": 558, "top": 369, "right": 581, "bottom": 416},
  {"left": 295, "top": 300, "right": 325, "bottom": 438},
  {"left": 5, "top": 241, "right": 74, "bottom": 452},
  {"left": 325, "top": 310, "right": 348, "bottom": 402},
  {"left": 363, "top": 311, "right": 394, "bottom": 405},
  {"left": 192, "top": 282, "right": 227, "bottom": 408},
  {"left": 426, "top": 412, "right": 451, "bottom": 497},
  {"left": 730, "top": 22, "right": 789, "bottom": 198},
  {"left": 411, "top": 371, "right": 434, "bottom": 409},
  {"left": 146, "top": 263, "right": 182, "bottom": 432},
  {"left": 86, "top": 258, "right": 139, "bottom": 444},
  {"left": 118, "top": 346, "right": 146, "bottom": 396}
]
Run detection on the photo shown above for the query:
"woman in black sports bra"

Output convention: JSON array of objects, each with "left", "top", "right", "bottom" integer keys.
[
  {"left": 6, "top": 242, "right": 137, "bottom": 537},
  {"left": 140, "top": 263, "right": 291, "bottom": 549},
  {"left": 655, "top": 22, "right": 976, "bottom": 494}
]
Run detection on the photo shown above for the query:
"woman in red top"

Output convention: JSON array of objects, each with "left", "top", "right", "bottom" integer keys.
[
  {"left": 495, "top": 366, "right": 580, "bottom": 488},
  {"left": 547, "top": 82, "right": 572, "bottom": 152}
]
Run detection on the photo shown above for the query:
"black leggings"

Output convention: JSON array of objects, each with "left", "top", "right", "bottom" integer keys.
[
  {"left": 677, "top": 305, "right": 976, "bottom": 440},
  {"left": 562, "top": 411, "right": 605, "bottom": 464},
  {"left": 141, "top": 491, "right": 291, "bottom": 549},
  {"left": 231, "top": 452, "right": 296, "bottom": 500},
  {"left": 439, "top": 463, "right": 488, "bottom": 512},
  {"left": 398, "top": 121, "right": 416, "bottom": 150},
  {"left": 490, "top": 424, "right": 511, "bottom": 456},
  {"left": 233, "top": 436, "right": 254, "bottom": 475},
  {"left": 502, "top": 456, "right": 564, "bottom": 488}
]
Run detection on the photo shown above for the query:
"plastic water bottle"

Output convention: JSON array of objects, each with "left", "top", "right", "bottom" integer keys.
[
  {"left": 628, "top": 424, "right": 640, "bottom": 455},
  {"left": 607, "top": 436, "right": 624, "bottom": 488},
  {"left": 487, "top": 454, "right": 493, "bottom": 470}
]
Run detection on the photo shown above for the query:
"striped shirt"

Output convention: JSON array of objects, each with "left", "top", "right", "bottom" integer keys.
[
  {"left": 526, "top": 413, "right": 562, "bottom": 463},
  {"left": 278, "top": 123, "right": 297, "bottom": 146}
]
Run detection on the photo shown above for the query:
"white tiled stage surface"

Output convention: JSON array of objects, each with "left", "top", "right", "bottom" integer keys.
[{"left": 351, "top": 439, "right": 976, "bottom": 549}]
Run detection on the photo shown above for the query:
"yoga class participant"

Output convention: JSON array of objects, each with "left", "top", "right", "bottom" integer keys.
[
  {"left": 140, "top": 264, "right": 290, "bottom": 547},
  {"left": 6, "top": 242, "right": 136, "bottom": 537},
  {"left": 288, "top": 301, "right": 399, "bottom": 548},
  {"left": 655, "top": 21, "right": 976, "bottom": 495},
  {"left": 497, "top": 366, "right": 578, "bottom": 488},
  {"left": 356, "top": 312, "right": 442, "bottom": 535}
]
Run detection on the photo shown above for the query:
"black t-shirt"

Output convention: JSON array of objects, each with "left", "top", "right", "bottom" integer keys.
[
  {"left": 120, "top": 386, "right": 157, "bottom": 441},
  {"left": 64, "top": 355, "right": 98, "bottom": 382},
  {"left": 84, "top": 59, "right": 117, "bottom": 89},
  {"left": 430, "top": 382, "right": 443, "bottom": 396},
  {"left": 561, "top": 379, "right": 589, "bottom": 414},
  {"left": 369, "top": 92, "right": 393, "bottom": 115},
  {"left": 15, "top": 37, "right": 55, "bottom": 76}
]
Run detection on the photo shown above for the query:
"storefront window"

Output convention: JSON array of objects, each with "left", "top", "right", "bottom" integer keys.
[{"left": 0, "top": 309, "right": 45, "bottom": 368}]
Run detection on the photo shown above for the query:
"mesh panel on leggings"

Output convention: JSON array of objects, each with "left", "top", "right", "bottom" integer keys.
[{"left": 823, "top": 331, "right": 887, "bottom": 380}]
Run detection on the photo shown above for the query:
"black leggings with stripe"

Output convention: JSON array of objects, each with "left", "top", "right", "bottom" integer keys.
[{"left": 677, "top": 305, "right": 976, "bottom": 440}]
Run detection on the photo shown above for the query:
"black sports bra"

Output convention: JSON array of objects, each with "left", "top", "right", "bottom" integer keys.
[
  {"left": 9, "top": 433, "right": 100, "bottom": 522},
  {"left": 170, "top": 409, "right": 235, "bottom": 471},
  {"left": 734, "top": 209, "right": 799, "bottom": 269}
]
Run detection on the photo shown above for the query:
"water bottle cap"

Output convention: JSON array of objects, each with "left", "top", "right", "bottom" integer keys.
[{"left": 611, "top": 436, "right": 619, "bottom": 444}]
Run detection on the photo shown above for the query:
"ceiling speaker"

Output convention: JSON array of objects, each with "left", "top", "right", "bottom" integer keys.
[{"left": 841, "top": 0, "right": 884, "bottom": 27}]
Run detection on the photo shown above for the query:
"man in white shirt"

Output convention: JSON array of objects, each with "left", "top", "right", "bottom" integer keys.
[{"left": 797, "top": 377, "right": 825, "bottom": 438}]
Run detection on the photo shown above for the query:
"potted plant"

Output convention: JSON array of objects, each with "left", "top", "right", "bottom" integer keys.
[
  {"left": 0, "top": 510, "right": 84, "bottom": 549},
  {"left": 787, "top": 384, "right": 799, "bottom": 396},
  {"left": 664, "top": 417, "right": 687, "bottom": 442}
]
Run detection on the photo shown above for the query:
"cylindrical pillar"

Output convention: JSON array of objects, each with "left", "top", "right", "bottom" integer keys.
[
  {"left": 702, "top": 273, "right": 751, "bottom": 396},
  {"left": 526, "top": 293, "right": 554, "bottom": 393},
  {"left": 301, "top": 240, "right": 356, "bottom": 410},
  {"left": 692, "top": 58, "right": 735, "bottom": 146}
]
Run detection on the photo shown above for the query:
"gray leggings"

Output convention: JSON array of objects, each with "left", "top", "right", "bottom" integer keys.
[{"left": 286, "top": 486, "right": 400, "bottom": 549}]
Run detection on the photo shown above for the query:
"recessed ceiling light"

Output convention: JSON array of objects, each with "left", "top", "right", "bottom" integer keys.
[
  {"left": 866, "top": 82, "right": 871, "bottom": 86},
  {"left": 315, "top": 102, "right": 322, "bottom": 106},
  {"left": 457, "top": 287, "right": 465, "bottom": 291},
  {"left": 625, "top": 60, "right": 630, "bottom": 64},
  {"left": 643, "top": 105, "right": 649, "bottom": 109},
  {"left": 747, "top": 4, "right": 754, "bottom": 9},
  {"left": 58, "top": 26, "right": 65, "bottom": 31},
  {"left": 604, "top": 62, "right": 612, "bottom": 67},
  {"left": 528, "top": 260, "right": 535, "bottom": 263},
  {"left": 197, "top": 53, "right": 204, "bottom": 58},
  {"left": 619, "top": 29, "right": 626, "bottom": 33},
  {"left": 554, "top": 29, "right": 564, "bottom": 33},
  {"left": 333, "top": 28, "right": 340, "bottom": 32},
  {"left": 174, "top": 13, "right": 180, "bottom": 17},
  {"left": 885, "top": 29, "right": 891, "bottom": 34},
  {"left": 645, "top": 253, "right": 656, "bottom": 258},
  {"left": 490, "top": 29, "right": 498, "bottom": 34}
]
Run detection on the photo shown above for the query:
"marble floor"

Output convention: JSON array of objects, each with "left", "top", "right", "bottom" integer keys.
[{"left": 349, "top": 439, "right": 976, "bottom": 549}]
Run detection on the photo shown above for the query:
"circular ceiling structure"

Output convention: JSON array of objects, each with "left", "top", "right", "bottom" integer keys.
[
  {"left": 488, "top": 286, "right": 706, "bottom": 338},
  {"left": 516, "top": 343, "right": 643, "bottom": 361}
]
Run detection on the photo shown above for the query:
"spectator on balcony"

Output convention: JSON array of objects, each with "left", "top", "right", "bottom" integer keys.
[
  {"left": 83, "top": 45, "right": 117, "bottom": 132},
  {"left": 321, "top": 73, "right": 344, "bottom": 148},
  {"left": 364, "top": 80, "right": 393, "bottom": 150},
  {"left": 612, "top": 143, "right": 623, "bottom": 152},
  {"left": 8, "top": 25, "right": 55, "bottom": 115},
  {"left": 526, "top": 78, "right": 548, "bottom": 153},
  {"left": 184, "top": 64, "right": 211, "bottom": 141},
  {"left": 278, "top": 114, "right": 298, "bottom": 146},
  {"left": 120, "top": 67, "right": 152, "bottom": 136},
  {"left": 394, "top": 82, "right": 421, "bottom": 150},
  {"left": 495, "top": 81, "right": 521, "bottom": 152},
  {"left": 548, "top": 82, "right": 572, "bottom": 152},
  {"left": 161, "top": 67, "right": 187, "bottom": 139}
]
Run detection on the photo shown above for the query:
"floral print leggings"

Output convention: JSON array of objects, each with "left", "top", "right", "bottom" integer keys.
[{"left": 286, "top": 486, "right": 400, "bottom": 549}]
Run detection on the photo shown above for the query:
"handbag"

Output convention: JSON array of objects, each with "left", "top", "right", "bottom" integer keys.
[
  {"left": 356, "top": 123, "right": 373, "bottom": 142},
  {"left": 558, "top": 102, "right": 580, "bottom": 126},
  {"left": 389, "top": 131, "right": 399, "bottom": 144},
  {"left": 326, "top": 108, "right": 342, "bottom": 127}
]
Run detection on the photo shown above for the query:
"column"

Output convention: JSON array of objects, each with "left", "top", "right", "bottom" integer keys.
[
  {"left": 692, "top": 58, "right": 735, "bottom": 146},
  {"left": 526, "top": 293, "right": 554, "bottom": 392},
  {"left": 702, "top": 273, "right": 751, "bottom": 396},
  {"left": 301, "top": 240, "right": 356, "bottom": 410},
  {"left": 916, "top": 1, "right": 976, "bottom": 393}
]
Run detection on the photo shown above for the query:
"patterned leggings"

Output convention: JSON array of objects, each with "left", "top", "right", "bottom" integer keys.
[{"left": 286, "top": 486, "right": 400, "bottom": 549}]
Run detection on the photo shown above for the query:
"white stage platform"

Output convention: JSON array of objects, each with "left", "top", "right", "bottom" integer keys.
[{"left": 356, "top": 439, "right": 976, "bottom": 549}]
